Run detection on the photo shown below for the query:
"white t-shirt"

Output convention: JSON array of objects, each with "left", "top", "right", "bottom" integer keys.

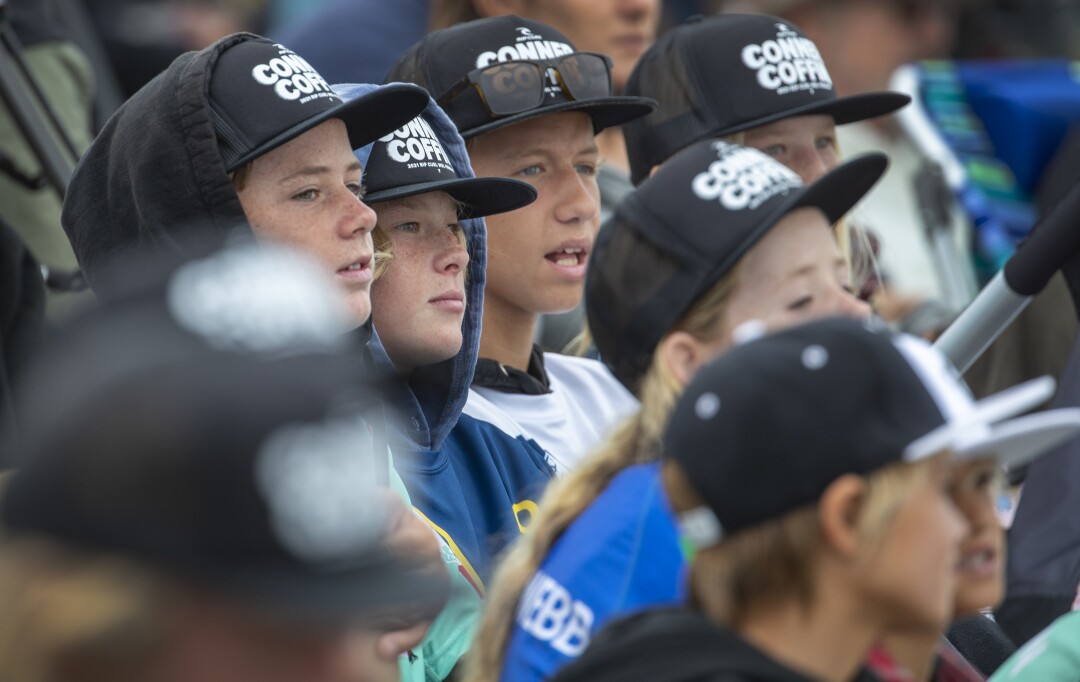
[{"left": 467, "top": 353, "right": 639, "bottom": 474}]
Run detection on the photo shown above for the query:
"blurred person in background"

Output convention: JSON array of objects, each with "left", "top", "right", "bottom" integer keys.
[
  {"left": 0, "top": 241, "right": 451, "bottom": 682},
  {"left": 57, "top": 32, "right": 483, "bottom": 681}
]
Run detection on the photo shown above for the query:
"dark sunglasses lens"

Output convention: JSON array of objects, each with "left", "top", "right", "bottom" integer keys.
[
  {"left": 477, "top": 62, "right": 546, "bottom": 115},
  {"left": 557, "top": 54, "right": 611, "bottom": 100}
]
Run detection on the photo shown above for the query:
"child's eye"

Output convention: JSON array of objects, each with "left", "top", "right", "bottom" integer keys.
[
  {"left": 761, "top": 144, "right": 786, "bottom": 158},
  {"left": 787, "top": 296, "right": 812, "bottom": 311},
  {"left": 518, "top": 165, "right": 543, "bottom": 178},
  {"left": 815, "top": 136, "right": 835, "bottom": 150},
  {"left": 576, "top": 163, "right": 598, "bottom": 177},
  {"left": 293, "top": 189, "right": 318, "bottom": 201},
  {"left": 395, "top": 221, "right": 421, "bottom": 233}
]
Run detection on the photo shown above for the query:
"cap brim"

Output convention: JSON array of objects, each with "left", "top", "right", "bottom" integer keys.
[
  {"left": 905, "top": 374, "right": 1080, "bottom": 469},
  {"left": 209, "top": 555, "right": 451, "bottom": 628},
  {"left": 225, "top": 83, "right": 430, "bottom": 171},
  {"left": 789, "top": 152, "right": 890, "bottom": 224},
  {"left": 710, "top": 91, "right": 912, "bottom": 141},
  {"left": 365, "top": 176, "right": 538, "bottom": 219},
  {"left": 955, "top": 408, "right": 1080, "bottom": 470},
  {"left": 719, "top": 152, "right": 888, "bottom": 271},
  {"left": 460, "top": 96, "right": 657, "bottom": 139}
]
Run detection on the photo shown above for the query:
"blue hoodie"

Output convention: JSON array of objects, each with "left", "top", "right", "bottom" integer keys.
[{"left": 339, "top": 85, "right": 556, "bottom": 591}]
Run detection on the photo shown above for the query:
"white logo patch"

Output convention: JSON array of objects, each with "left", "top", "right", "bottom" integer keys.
[
  {"left": 740, "top": 23, "right": 833, "bottom": 96},
  {"left": 517, "top": 570, "right": 595, "bottom": 657},
  {"left": 378, "top": 116, "right": 453, "bottom": 172},
  {"left": 250, "top": 44, "right": 338, "bottom": 104},
  {"left": 167, "top": 243, "right": 352, "bottom": 355},
  {"left": 691, "top": 142, "right": 801, "bottom": 210},
  {"left": 256, "top": 415, "right": 383, "bottom": 563}
]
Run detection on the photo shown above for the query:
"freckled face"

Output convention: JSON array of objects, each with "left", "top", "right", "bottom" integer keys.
[{"left": 237, "top": 119, "right": 377, "bottom": 327}]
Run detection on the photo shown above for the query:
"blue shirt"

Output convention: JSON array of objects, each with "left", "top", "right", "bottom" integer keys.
[{"left": 501, "top": 462, "right": 687, "bottom": 682}]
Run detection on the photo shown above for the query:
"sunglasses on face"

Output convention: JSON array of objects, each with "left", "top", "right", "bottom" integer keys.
[{"left": 436, "top": 52, "right": 613, "bottom": 117}]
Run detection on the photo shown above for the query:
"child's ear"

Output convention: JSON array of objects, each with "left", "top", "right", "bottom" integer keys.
[
  {"left": 472, "top": 0, "right": 525, "bottom": 17},
  {"left": 817, "top": 474, "right": 868, "bottom": 560},
  {"left": 657, "top": 331, "right": 712, "bottom": 388}
]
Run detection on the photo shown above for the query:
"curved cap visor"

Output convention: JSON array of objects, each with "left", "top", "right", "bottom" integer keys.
[
  {"left": 709, "top": 90, "right": 911, "bottom": 140},
  {"left": 955, "top": 409, "right": 1080, "bottom": 470},
  {"left": 218, "top": 80, "right": 430, "bottom": 171},
  {"left": 209, "top": 37, "right": 432, "bottom": 170},
  {"left": 458, "top": 95, "right": 658, "bottom": 139},
  {"left": 365, "top": 176, "right": 537, "bottom": 219}
]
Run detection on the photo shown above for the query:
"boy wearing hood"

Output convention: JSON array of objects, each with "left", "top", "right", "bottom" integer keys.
[
  {"left": 339, "top": 84, "right": 554, "bottom": 587},
  {"left": 59, "top": 33, "right": 471, "bottom": 681}
]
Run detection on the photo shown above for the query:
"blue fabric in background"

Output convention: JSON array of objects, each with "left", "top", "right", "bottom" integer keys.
[
  {"left": 271, "top": 0, "right": 429, "bottom": 85},
  {"left": 959, "top": 61, "right": 1080, "bottom": 197}
]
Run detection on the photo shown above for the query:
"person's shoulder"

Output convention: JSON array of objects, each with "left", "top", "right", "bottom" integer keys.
[
  {"left": 461, "top": 388, "right": 535, "bottom": 440},
  {"left": 543, "top": 354, "right": 636, "bottom": 403}
]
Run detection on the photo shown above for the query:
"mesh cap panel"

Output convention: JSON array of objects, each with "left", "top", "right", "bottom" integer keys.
[
  {"left": 625, "top": 27, "right": 714, "bottom": 186},
  {"left": 587, "top": 202, "right": 708, "bottom": 395}
]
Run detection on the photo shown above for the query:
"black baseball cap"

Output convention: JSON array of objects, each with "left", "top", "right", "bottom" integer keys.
[
  {"left": 385, "top": 16, "right": 657, "bottom": 138},
  {"left": 586, "top": 139, "right": 888, "bottom": 394},
  {"left": 363, "top": 114, "right": 537, "bottom": 218},
  {"left": 666, "top": 317, "right": 1080, "bottom": 549},
  {"left": 2, "top": 240, "right": 449, "bottom": 626},
  {"left": 209, "top": 34, "right": 430, "bottom": 171},
  {"left": 624, "top": 14, "right": 911, "bottom": 185}
]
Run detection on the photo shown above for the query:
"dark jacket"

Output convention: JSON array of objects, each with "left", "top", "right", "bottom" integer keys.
[{"left": 551, "top": 608, "right": 878, "bottom": 682}]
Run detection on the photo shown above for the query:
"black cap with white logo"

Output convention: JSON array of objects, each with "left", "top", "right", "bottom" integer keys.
[
  {"left": 623, "top": 14, "right": 911, "bottom": 184},
  {"left": 209, "top": 34, "right": 429, "bottom": 171},
  {"left": 385, "top": 16, "right": 656, "bottom": 138},
  {"left": 363, "top": 114, "right": 537, "bottom": 218},
  {"left": 586, "top": 139, "right": 888, "bottom": 394},
  {"left": 665, "top": 317, "right": 1080, "bottom": 550}
]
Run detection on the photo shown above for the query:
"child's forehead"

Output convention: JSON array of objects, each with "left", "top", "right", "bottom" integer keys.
[
  {"left": 372, "top": 191, "right": 459, "bottom": 214},
  {"left": 469, "top": 112, "right": 598, "bottom": 158}
]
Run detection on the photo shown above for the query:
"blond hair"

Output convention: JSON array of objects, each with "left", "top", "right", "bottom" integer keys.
[
  {"left": 463, "top": 264, "right": 743, "bottom": 682},
  {"left": 0, "top": 538, "right": 176, "bottom": 682},
  {"left": 665, "top": 453, "right": 946, "bottom": 628}
]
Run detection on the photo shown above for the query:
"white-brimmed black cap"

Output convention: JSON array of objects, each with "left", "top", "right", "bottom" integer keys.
[{"left": 666, "top": 317, "right": 1080, "bottom": 549}]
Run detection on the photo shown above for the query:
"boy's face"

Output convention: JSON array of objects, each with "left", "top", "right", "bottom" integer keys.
[
  {"left": 949, "top": 457, "right": 1006, "bottom": 616},
  {"left": 370, "top": 192, "right": 469, "bottom": 373},
  {"left": 858, "top": 456, "right": 968, "bottom": 633},
  {"left": 236, "top": 119, "right": 377, "bottom": 326},
  {"left": 742, "top": 114, "right": 840, "bottom": 185},
  {"left": 467, "top": 111, "right": 600, "bottom": 319}
]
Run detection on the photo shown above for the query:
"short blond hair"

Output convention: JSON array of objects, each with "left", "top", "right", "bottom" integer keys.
[{"left": 664, "top": 452, "right": 946, "bottom": 627}]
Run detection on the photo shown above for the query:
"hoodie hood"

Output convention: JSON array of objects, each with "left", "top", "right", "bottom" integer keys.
[
  {"left": 552, "top": 609, "right": 860, "bottom": 682},
  {"left": 62, "top": 33, "right": 255, "bottom": 299},
  {"left": 338, "top": 83, "right": 486, "bottom": 452}
]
